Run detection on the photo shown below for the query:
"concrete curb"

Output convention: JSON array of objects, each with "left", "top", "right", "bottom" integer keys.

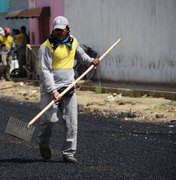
[{"left": 77, "top": 81, "right": 176, "bottom": 100}]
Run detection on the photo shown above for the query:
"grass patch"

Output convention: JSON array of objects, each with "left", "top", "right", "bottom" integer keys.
[
  {"left": 95, "top": 84, "right": 103, "bottom": 94},
  {"left": 157, "top": 102, "right": 176, "bottom": 111}
]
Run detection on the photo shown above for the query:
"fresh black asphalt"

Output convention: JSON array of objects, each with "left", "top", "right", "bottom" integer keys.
[{"left": 0, "top": 97, "right": 176, "bottom": 180}]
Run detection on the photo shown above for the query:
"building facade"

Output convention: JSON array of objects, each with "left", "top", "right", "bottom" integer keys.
[
  {"left": 2, "top": 0, "right": 176, "bottom": 84},
  {"left": 64, "top": 0, "right": 176, "bottom": 84}
]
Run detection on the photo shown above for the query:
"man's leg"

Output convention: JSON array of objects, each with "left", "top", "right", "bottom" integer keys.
[
  {"left": 0, "top": 54, "right": 4, "bottom": 80},
  {"left": 18, "top": 50, "right": 26, "bottom": 77},
  {"left": 38, "top": 121, "right": 53, "bottom": 148},
  {"left": 4, "top": 55, "right": 12, "bottom": 81},
  {"left": 38, "top": 90, "right": 58, "bottom": 159},
  {"left": 1, "top": 53, "right": 7, "bottom": 80},
  {"left": 59, "top": 93, "right": 78, "bottom": 163}
]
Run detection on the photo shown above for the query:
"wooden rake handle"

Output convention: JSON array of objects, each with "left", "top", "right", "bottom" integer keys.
[
  {"left": 27, "top": 38, "right": 121, "bottom": 127},
  {"left": 26, "top": 44, "right": 39, "bottom": 59}
]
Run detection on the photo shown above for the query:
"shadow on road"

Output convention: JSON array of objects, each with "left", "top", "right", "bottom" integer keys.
[{"left": 0, "top": 158, "right": 62, "bottom": 164}]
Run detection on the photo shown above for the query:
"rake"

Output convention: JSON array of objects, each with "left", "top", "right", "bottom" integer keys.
[{"left": 5, "top": 38, "right": 121, "bottom": 142}]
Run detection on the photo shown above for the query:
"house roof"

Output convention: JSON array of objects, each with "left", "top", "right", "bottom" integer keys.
[{"left": 5, "top": 6, "right": 50, "bottom": 19}]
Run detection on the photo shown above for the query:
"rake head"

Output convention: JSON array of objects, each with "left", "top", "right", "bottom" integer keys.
[{"left": 5, "top": 116, "right": 36, "bottom": 142}]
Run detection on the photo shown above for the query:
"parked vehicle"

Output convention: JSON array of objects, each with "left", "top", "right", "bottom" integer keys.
[{"left": 10, "top": 51, "right": 19, "bottom": 78}]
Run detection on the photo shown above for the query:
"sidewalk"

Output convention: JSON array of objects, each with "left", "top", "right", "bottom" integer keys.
[
  {"left": 12, "top": 78, "right": 176, "bottom": 100},
  {"left": 77, "top": 80, "right": 176, "bottom": 100}
]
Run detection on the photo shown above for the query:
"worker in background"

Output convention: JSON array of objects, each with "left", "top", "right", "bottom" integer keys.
[
  {"left": 0, "top": 27, "right": 5, "bottom": 80},
  {"left": 13, "top": 29, "right": 20, "bottom": 61},
  {"left": 0, "top": 27, "right": 15, "bottom": 81},
  {"left": 16, "top": 26, "right": 30, "bottom": 77}
]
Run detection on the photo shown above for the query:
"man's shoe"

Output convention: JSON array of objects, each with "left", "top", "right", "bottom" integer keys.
[
  {"left": 39, "top": 147, "right": 51, "bottom": 160},
  {"left": 63, "top": 155, "right": 78, "bottom": 163}
]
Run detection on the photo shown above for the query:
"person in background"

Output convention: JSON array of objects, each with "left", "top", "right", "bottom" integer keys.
[
  {"left": 37, "top": 16, "right": 100, "bottom": 163},
  {"left": 13, "top": 29, "right": 20, "bottom": 61},
  {"left": 13, "top": 29, "right": 20, "bottom": 46},
  {"left": 12, "top": 28, "right": 17, "bottom": 37},
  {"left": 0, "top": 27, "right": 15, "bottom": 81},
  {"left": 16, "top": 26, "right": 30, "bottom": 77},
  {"left": 0, "top": 27, "right": 5, "bottom": 80}
]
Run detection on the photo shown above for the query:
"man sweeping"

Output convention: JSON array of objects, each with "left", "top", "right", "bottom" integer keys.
[{"left": 37, "top": 16, "right": 100, "bottom": 163}]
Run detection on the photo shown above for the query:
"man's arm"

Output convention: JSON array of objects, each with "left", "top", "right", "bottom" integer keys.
[
  {"left": 38, "top": 46, "right": 56, "bottom": 93},
  {"left": 75, "top": 44, "right": 100, "bottom": 66}
]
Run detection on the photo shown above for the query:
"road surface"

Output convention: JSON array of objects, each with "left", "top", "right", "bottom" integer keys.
[{"left": 0, "top": 97, "right": 176, "bottom": 179}]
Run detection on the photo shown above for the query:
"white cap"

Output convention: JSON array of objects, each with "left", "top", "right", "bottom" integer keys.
[
  {"left": 0, "top": 27, "right": 5, "bottom": 36},
  {"left": 53, "top": 16, "right": 69, "bottom": 30}
]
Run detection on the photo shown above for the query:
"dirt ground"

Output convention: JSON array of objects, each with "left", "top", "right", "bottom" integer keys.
[{"left": 0, "top": 80, "right": 176, "bottom": 123}]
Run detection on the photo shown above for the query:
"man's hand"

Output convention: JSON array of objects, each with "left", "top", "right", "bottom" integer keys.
[
  {"left": 52, "top": 91, "right": 62, "bottom": 102},
  {"left": 92, "top": 58, "right": 100, "bottom": 66}
]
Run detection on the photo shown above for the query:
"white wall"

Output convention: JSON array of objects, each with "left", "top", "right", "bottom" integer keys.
[{"left": 65, "top": 0, "right": 176, "bottom": 84}]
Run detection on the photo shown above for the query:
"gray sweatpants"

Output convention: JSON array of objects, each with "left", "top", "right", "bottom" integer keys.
[{"left": 38, "top": 90, "right": 78, "bottom": 157}]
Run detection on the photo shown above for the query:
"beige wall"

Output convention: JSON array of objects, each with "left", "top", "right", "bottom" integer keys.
[{"left": 65, "top": 0, "right": 176, "bottom": 84}]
